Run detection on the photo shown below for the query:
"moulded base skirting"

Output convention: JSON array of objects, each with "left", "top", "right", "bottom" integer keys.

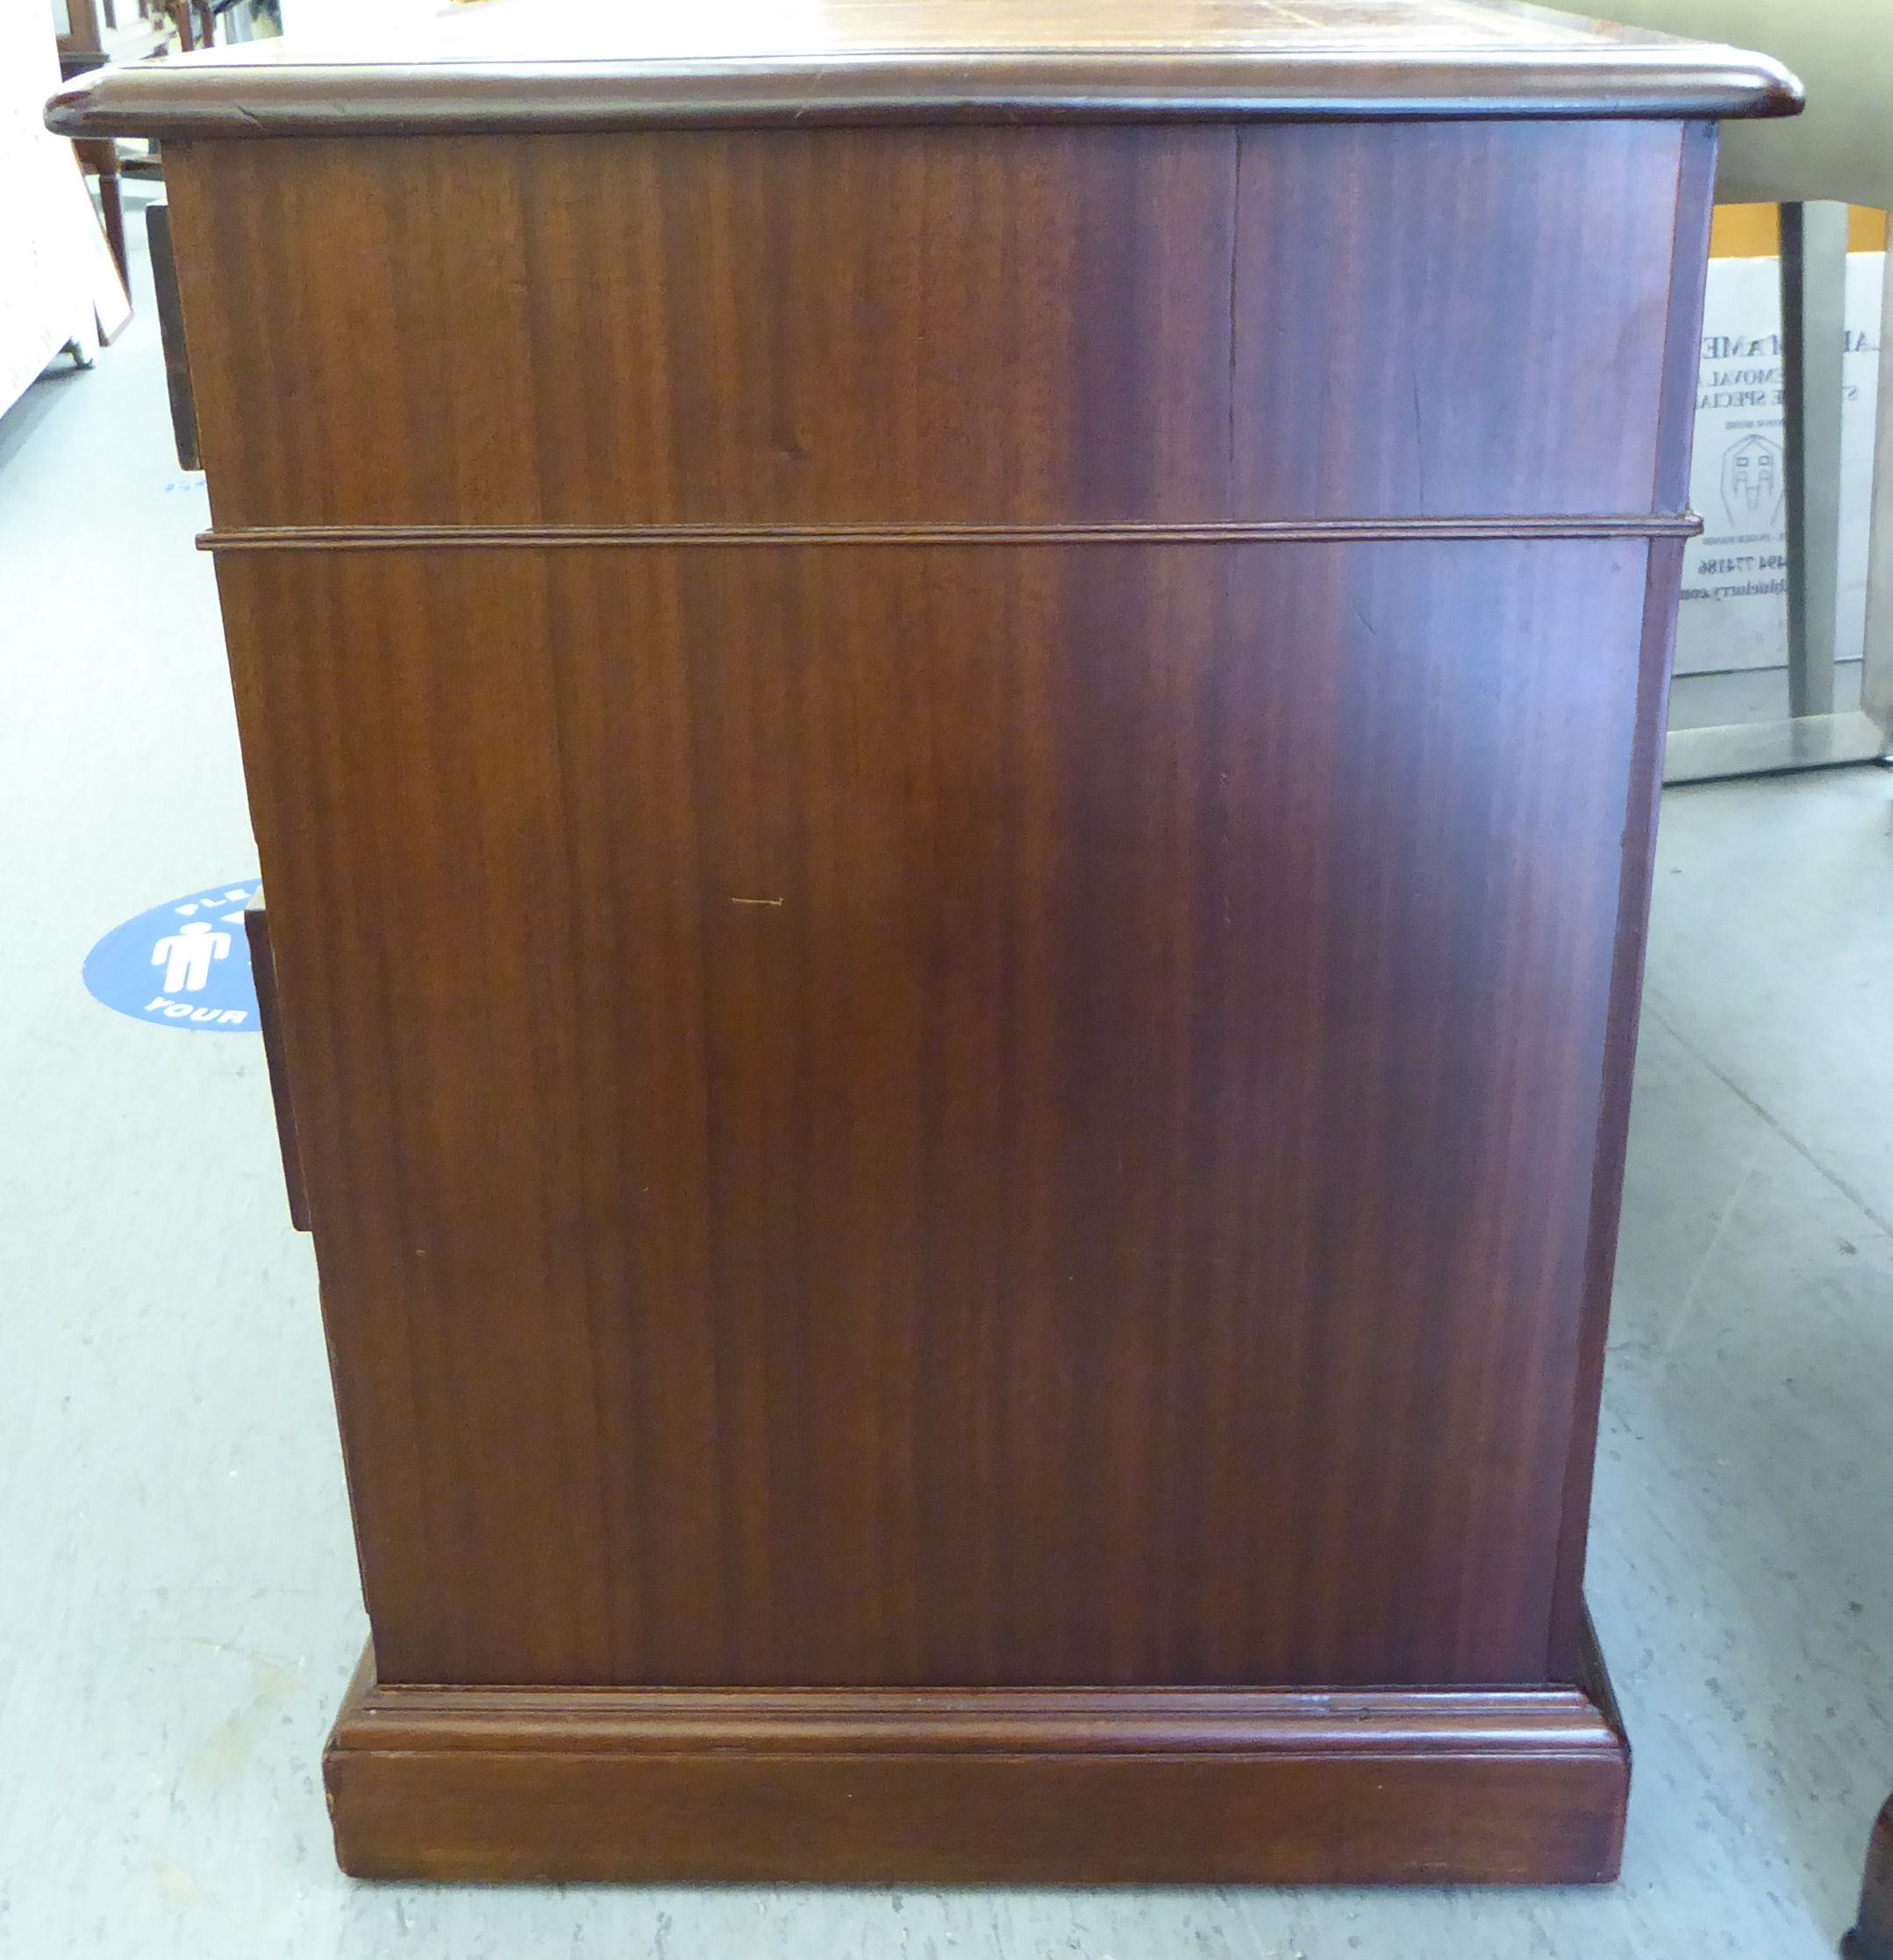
[{"left": 322, "top": 1617, "right": 1630, "bottom": 1886}]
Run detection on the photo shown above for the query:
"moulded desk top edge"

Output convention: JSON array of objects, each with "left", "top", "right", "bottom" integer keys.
[{"left": 46, "top": 19, "right": 1803, "bottom": 139}]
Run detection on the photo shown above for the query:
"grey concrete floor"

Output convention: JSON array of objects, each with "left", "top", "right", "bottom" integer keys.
[{"left": 3, "top": 207, "right": 1891, "bottom": 1959}]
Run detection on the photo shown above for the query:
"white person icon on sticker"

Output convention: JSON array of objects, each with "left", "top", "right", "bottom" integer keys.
[
  {"left": 83, "top": 881, "right": 261, "bottom": 1033},
  {"left": 152, "top": 918, "right": 232, "bottom": 993}
]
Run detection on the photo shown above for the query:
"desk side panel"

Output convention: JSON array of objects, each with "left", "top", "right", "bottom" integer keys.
[
  {"left": 214, "top": 536, "right": 1647, "bottom": 1690},
  {"left": 163, "top": 119, "right": 1682, "bottom": 530}
]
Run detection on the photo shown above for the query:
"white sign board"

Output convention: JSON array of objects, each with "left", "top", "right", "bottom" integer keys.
[{"left": 1676, "top": 252, "right": 1885, "bottom": 676}]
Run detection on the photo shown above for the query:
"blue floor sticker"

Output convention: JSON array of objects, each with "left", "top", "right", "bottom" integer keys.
[{"left": 84, "top": 881, "right": 263, "bottom": 1032}]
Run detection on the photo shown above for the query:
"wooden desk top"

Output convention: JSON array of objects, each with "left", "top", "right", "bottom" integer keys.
[{"left": 46, "top": 0, "right": 1799, "bottom": 138}]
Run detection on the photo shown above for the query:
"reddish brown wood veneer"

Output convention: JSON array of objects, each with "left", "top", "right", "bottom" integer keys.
[{"left": 48, "top": 0, "right": 1798, "bottom": 1886}]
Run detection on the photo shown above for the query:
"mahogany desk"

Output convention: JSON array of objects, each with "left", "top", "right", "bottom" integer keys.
[{"left": 50, "top": 0, "right": 1799, "bottom": 1887}]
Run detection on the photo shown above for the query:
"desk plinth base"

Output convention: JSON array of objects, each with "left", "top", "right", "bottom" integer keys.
[{"left": 324, "top": 1625, "right": 1629, "bottom": 1885}]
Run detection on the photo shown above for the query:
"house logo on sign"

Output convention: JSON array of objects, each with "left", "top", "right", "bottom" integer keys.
[
  {"left": 82, "top": 881, "right": 263, "bottom": 1033},
  {"left": 1720, "top": 433, "right": 1785, "bottom": 528}
]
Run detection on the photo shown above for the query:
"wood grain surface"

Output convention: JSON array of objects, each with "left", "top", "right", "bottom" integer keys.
[
  {"left": 132, "top": 72, "right": 1727, "bottom": 1878},
  {"left": 216, "top": 532, "right": 1654, "bottom": 1691},
  {"left": 164, "top": 122, "right": 1689, "bottom": 530}
]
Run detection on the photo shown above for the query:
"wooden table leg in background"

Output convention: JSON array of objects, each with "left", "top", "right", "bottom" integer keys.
[{"left": 73, "top": 137, "right": 126, "bottom": 294}]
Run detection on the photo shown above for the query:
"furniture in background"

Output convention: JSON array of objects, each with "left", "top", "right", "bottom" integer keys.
[
  {"left": 3, "top": 0, "right": 128, "bottom": 418},
  {"left": 68, "top": 132, "right": 125, "bottom": 290},
  {"left": 46, "top": 0, "right": 1797, "bottom": 1886},
  {"left": 54, "top": 0, "right": 174, "bottom": 69},
  {"left": 1596, "top": 0, "right": 1893, "bottom": 783},
  {"left": 54, "top": 0, "right": 175, "bottom": 290},
  {"left": 56, "top": 0, "right": 277, "bottom": 317}
]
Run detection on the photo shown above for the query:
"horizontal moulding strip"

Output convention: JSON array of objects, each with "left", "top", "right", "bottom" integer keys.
[{"left": 198, "top": 513, "right": 1705, "bottom": 552}]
